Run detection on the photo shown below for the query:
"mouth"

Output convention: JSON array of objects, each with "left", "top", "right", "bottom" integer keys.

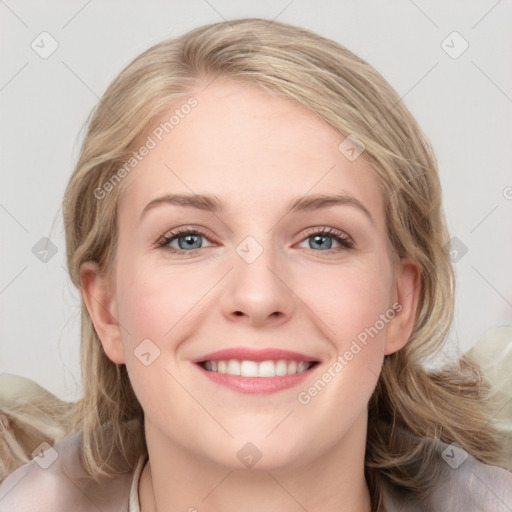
[
  {"left": 192, "top": 348, "right": 321, "bottom": 394},
  {"left": 197, "top": 359, "right": 318, "bottom": 376}
]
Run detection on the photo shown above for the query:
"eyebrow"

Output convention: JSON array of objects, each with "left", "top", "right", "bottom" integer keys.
[{"left": 140, "top": 192, "right": 373, "bottom": 224}]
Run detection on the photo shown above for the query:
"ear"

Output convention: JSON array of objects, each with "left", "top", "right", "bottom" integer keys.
[
  {"left": 384, "top": 257, "right": 421, "bottom": 355},
  {"left": 79, "top": 261, "right": 125, "bottom": 364}
]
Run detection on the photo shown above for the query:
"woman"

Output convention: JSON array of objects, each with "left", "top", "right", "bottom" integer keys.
[{"left": 1, "top": 18, "right": 511, "bottom": 512}]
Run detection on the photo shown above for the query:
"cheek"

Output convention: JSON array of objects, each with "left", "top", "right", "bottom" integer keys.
[
  {"left": 113, "top": 261, "right": 198, "bottom": 414},
  {"left": 114, "top": 257, "right": 220, "bottom": 389},
  {"left": 293, "top": 258, "right": 394, "bottom": 400},
  {"left": 292, "top": 261, "right": 394, "bottom": 439},
  {"left": 116, "top": 256, "right": 208, "bottom": 339},
  {"left": 296, "top": 259, "right": 394, "bottom": 346}
]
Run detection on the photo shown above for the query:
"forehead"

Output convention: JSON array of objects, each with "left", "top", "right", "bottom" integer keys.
[{"left": 118, "top": 78, "right": 384, "bottom": 226}]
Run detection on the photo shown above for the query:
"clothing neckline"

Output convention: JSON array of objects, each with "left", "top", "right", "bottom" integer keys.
[{"left": 129, "top": 454, "right": 149, "bottom": 512}]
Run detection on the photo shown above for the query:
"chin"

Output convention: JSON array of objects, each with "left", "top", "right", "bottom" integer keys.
[{"left": 199, "top": 431, "right": 313, "bottom": 473}]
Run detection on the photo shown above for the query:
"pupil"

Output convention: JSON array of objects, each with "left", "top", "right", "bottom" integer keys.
[
  {"left": 179, "top": 234, "right": 201, "bottom": 249},
  {"left": 311, "top": 234, "right": 332, "bottom": 250}
]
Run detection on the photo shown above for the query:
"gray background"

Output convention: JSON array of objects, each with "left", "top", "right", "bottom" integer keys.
[{"left": 1, "top": 0, "right": 511, "bottom": 401}]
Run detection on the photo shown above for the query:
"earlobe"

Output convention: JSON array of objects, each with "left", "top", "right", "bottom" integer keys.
[
  {"left": 384, "top": 257, "right": 421, "bottom": 356},
  {"left": 79, "top": 261, "right": 125, "bottom": 364}
]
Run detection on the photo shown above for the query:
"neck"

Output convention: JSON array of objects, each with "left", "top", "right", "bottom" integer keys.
[{"left": 139, "top": 413, "right": 373, "bottom": 512}]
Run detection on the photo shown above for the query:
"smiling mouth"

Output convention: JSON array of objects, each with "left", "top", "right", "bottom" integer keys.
[{"left": 197, "top": 359, "right": 319, "bottom": 377}]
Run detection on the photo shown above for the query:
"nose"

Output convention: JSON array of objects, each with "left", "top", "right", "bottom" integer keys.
[{"left": 220, "top": 238, "right": 296, "bottom": 327}]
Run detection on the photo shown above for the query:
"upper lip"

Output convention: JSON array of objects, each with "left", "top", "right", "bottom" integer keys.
[{"left": 192, "top": 347, "right": 320, "bottom": 364}]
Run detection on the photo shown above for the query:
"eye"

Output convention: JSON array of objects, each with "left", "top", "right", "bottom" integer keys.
[
  {"left": 297, "top": 227, "right": 353, "bottom": 252},
  {"left": 155, "top": 225, "right": 353, "bottom": 255},
  {"left": 156, "top": 227, "right": 215, "bottom": 253}
]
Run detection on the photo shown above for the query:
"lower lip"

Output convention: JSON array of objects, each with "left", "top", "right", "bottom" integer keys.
[{"left": 195, "top": 364, "right": 316, "bottom": 394}]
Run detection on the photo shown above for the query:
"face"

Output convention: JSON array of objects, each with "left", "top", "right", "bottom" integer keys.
[{"left": 82, "top": 78, "right": 419, "bottom": 472}]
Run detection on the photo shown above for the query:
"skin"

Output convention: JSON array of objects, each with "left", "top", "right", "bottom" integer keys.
[{"left": 80, "top": 78, "right": 420, "bottom": 512}]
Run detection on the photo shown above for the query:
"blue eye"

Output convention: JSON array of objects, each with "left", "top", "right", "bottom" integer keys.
[
  {"left": 158, "top": 229, "right": 214, "bottom": 253},
  {"left": 157, "top": 226, "right": 353, "bottom": 255},
  {"left": 307, "top": 233, "right": 335, "bottom": 250},
  {"left": 298, "top": 227, "right": 353, "bottom": 251},
  {"left": 173, "top": 233, "right": 203, "bottom": 250}
]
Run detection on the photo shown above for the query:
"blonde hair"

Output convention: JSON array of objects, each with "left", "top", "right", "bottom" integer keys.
[{"left": 1, "top": 18, "right": 507, "bottom": 510}]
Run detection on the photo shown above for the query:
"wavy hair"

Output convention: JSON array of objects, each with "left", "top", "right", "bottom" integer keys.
[{"left": 1, "top": 18, "right": 507, "bottom": 511}]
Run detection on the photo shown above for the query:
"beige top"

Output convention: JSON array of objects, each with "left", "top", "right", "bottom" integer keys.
[
  {"left": 129, "top": 455, "right": 146, "bottom": 512},
  {"left": 1, "top": 429, "right": 512, "bottom": 511},
  {"left": 2, "top": 327, "right": 512, "bottom": 510}
]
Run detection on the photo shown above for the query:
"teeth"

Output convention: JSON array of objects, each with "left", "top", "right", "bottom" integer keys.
[
  {"left": 297, "top": 361, "right": 309, "bottom": 373},
  {"left": 227, "top": 360, "right": 241, "bottom": 375},
  {"left": 201, "top": 359, "right": 314, "bottom": 377},
  {"left": 275, "top": 360, "right": 287, "bottom": 376},
  {"left": 258, "top": 360, "right": 275, "bottom": 377},
  {"left": 218, "top": 361, "right": 227, "bottom": 374},
  {"left": 240, "top": 360, "right": 259, "bottom": 377}
]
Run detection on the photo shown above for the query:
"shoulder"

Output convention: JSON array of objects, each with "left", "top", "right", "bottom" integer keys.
[
  {"left": 0, "top": 431, "right": 133, "bottom": 512},
  {"left": 383, "top": 439, "right": 512, "bottom": 512},
  {"left": 430, "top": 441, "right": 512, "bottom": 511}
]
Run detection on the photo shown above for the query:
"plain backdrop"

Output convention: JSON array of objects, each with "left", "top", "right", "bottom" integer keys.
[{"left": 1, "top": 0, "right": 511, "bottom": 401}]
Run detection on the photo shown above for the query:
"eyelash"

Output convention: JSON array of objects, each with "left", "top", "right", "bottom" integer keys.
[{"left": 155, "top": 225, "right": 354, "bottom": 255}]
